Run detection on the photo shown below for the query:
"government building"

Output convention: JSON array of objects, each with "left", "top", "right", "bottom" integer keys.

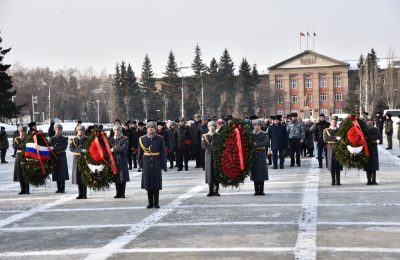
[{"left": 259, "top": 50, "right": 349, "bottom": 119}]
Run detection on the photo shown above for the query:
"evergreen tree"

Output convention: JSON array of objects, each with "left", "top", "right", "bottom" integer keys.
[
  {"left": 126, "top": 63, "right": 142, "bottom": 120},
  {"left": 0, "top": 33, "right": 21, "bottom": 119},
  {"left": 111, "top": 63, "right": 121, "bottom": 121},
  {"left": 119, "top": 61, "right": 128, "bottom": 121},
  {"left": 140, "top": 54, "right": 156, "bottom": 120},
  {"left": 237, "top": 58, "right": 253, "bottom": 117},
  {"left": 190, "top": 45, "right": 207, "bottom": 116},
  {"left": 162, "top": 50, "right": 180, "bottom": 119},
  {"left": 217, "top": 49, "right": 235, "bottom": 116},
  {"left": 204, "top": 58, "right": 219, "bottom": 116},
  {"left": 250, "top": 64, "right": 260, "bottom": 115}
]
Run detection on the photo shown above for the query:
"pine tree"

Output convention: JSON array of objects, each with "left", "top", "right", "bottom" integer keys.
[
  {"left": 0, "top": 33, "right": 21, "bottom": 119},
  {"left": 237, "top": 58, "right": 253, "bottom": 117},
  {"left": 119, "top": 61, "right": 128, "bottom": 121},
  {"left": 140, "top": 55, "right": 156, "bottom": 120},
  {"left": 204, "top": 58, "right": 219, "bottom": 116},
  {"left": 162, "top": 50, "right": 180, "bottom": 119},
  {"left": 250, "top": 64, "right": 260, "bottom": 115},
  {"left": 111, "top": 63, "right": 121, "bottom": 121},
  {"left": 126, "top": 63, "right": 142, "bottom": 120},
  {"left": 217, "top": 49, "right": 235, "bottom": 116},
  {"left": 189, "top": 45, "right": 207, "bottom": 116}
]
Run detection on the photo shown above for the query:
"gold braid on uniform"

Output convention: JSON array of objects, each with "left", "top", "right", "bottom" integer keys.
[
  {"left": 203, "top": 134, "right": 210, "bottom": 145},
  {"left": 139, "top": 136, "right": 152, "bottom": 153}
]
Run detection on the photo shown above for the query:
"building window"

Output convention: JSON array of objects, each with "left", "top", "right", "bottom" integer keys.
[
  {"left": 334, "top": 108, "right": 343, "bottom": 114},
  {"left": 334, "top": 74, "right": 341, "bottom": 87},
  {"left": 290, "top": 75, "right": 297, "bottom": 89},
  {"left": 380, "top": 77, "right": 386, "bottom": 85},
  {"left": 304, "top": 75, "right": 312, "bottom": 88},
  {"left": 334, "top": 93, "right": 342, "bottom": 101},
  {"left": 308, "top": 94, "right": 313, "bottom": 103},
  {"left": 320, "top": 108, "right": 328, "bottom": 115},
  {"left": 291, "top": 95, "right": 298, "bottom": 103},
  {"left": 319, "top": 74, "right": 327, "bottom": 88},
  {"left": 291, "top": 109, "right": 298, "bottom": 114},
  {"left": 277, "top": 110, "right": 284, "bottom": 116},
  {"left": 277, "top": 96, "right": 283, "bottom": 103},
  {"left": 276, "top": 78, "right": 283, "bottom": 89},
  {"left": 320, "top": 93, "right": 327, "bottom": 102}
]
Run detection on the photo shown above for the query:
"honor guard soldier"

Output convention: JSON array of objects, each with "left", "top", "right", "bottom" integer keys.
[
  {"left": 201, "top": 121, "right": 220, "bottom": 196},
  {"left": 69, "top": 125, "right": 88, "bottom": 199},
  {"left": 50, "top": 124, "right": 69, "bottom": 193},
  {"left": 13, "top": 125, "right": 29, "bottom": 194},
  {"left": 110, "top": 124, "right": 130, "bottom": 198},
  {"left": 251, "top": 119, "right": 269, "bottom": 195},
  {"left": 323, "top": 116, "right": 343, "bottom": 185},
  {"left": 138, "top": 121, "right": 167, "bottom": 208},
  {"left": 364, "top": 116, "right": 380, "bottom": 185}
]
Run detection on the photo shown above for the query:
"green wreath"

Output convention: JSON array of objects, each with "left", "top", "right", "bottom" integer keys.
[
  {"left": 214, "top": 118, "right": 255, "bottom": 187},
  {"left": 334, "top": 115, "right": 369, "bottom": 169},
  {"left": 78, "top": 129, "right": 115, "bottom": 191},
  {"left": 20, "top": 131, "right": 56, "bottom": 187}
]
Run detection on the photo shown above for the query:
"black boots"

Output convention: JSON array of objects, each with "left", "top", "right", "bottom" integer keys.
[
  {"left": 214, "top": 183, "right": 220, "bottom": 196},
  {"left": 366, "top": 171, "right": 372, "bottom": 185},
  {"left": 114, "top": 182, "right": 126, "bottom": 198},
  {"left": 77, "top": 185, "right": 88, "bottom": 199},
  {"left": 371, "top": 171, "right": 378, "bottom": 185},
  {"left": 330, "top": 171, "right": 336, "bottom": 185},
  {"left": 318, "top": 157, "right": 323, "bottom": 168},
  {"left": 121, "top": 182, "right": 126, "bottom": 198},
  {"left": 146, "top": 190, "right": 160, "bottom": 208},
  {"left": 254, "top": 182, "right": 265, "bottom": 196},
  {"left": 18, "top": 181, "right": 30, "bottom": 195},
  {"left": 330, "top": 171, "right": 341, "bottom": 185},
  {"left": 55, "top": 181, "right": 65, "bottom": 193},
  {"left": 207, "top": 183, "right": 213, "bottom": 197}
]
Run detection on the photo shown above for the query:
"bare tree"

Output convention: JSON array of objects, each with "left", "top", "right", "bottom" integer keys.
[{"left": 383, "top": 48, "right": 399, "bottom": 109}]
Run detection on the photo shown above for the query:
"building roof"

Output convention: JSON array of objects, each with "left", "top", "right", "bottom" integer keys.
[{"left": 268, "top": 50, "right": 349, "bottom": 70}]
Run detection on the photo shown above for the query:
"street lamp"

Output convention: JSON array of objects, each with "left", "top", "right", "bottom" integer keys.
[
  {"left": 96, "top": 100, "right": 100, "bottom": 124},
  {"left": 31, "top": 95, "right": 38, "bottom": 122},
  {"left": 200, "top": 73, "right": 205, "bottom": 116},
  {"left": 42, "top": 80, "right": 53, "bottom": 124},
  {"left": 178, "top": 63, "right": 191, "bottom": 119}
]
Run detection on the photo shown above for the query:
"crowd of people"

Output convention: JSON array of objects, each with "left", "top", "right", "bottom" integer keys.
[{"left": 0, "top": 111, "right": 397, "bottom": 208}]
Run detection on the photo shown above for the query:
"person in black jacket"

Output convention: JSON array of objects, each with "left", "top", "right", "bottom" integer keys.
[
  {"left": 190, "top": 114, "right": 202, "bottom": 168},
  {"left": 48, "top": 121, "right": 56, "bottom": 138},
  {"left": 124, "top": 121, "right": 138, "bottom": 170},
  {"left": 313, "top": 114, "right": 330, "bottom": 168},
  {"left": 364, "top": 116, "right": 380, "bottom": 185},
  {"left": 136, "top": 121, "right": 147, "bottom": 172},
  {"left": 268, "top": 116, "right": 288, "bottom": 169},
  {"left": 175, "top": 118, "right": 191, "bottom": 171},
  {"left": 50, "top": 124, "right": 69, "bottom": 193}
]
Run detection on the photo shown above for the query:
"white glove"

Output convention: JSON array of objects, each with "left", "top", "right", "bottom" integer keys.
[
  {"left": 81, "top": 149, "right": 87, "bottom": 153},
  {"left": 111, "top": 148, "right": 114, "bottom": 152},
  {"left": 336, "top": 136, "right": 341, "bottom": 141}
]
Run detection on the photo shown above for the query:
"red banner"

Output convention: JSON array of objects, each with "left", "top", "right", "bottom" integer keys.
[
  {"left": 234, "top": 127, "right": 245, "bottom": 171},
  {"left": 101, "top": 132, "right": 118, "bottom": 175}
]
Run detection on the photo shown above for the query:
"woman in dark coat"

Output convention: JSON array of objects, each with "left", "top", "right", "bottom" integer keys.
[
  {"left": 13, "top": 125, "right": 29, "bottom": 195},
  {"left": 364, "top": 116, "right": 380, "bottom": 185},
  {"left": 50, "top": 124, "right": 69, "bottom": 193},
  {"left": 251, "top": 119, "right": 269, "bottom": 195},
  {"left": 110, "top": 124, "right": 130, "bottom": 198},
  {"left": 139, "top": 121, "right": 167, "bottom": 209},
  {"left": 69, "top": 125, "right": 88, "bottom": 199},
  {"left": 201, "top": 121, "right": 220, "bottom": 197},
  {"left": 323, "top": 116, "right": 343, "bottom": 185}
]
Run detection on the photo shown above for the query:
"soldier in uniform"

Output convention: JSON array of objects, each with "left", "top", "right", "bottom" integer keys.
[
  {"left": 13, "top": 125, "right": 29, "bottom": 194},
  {"left": 323, "top": 116, "right": 343, "bottom": 185},
  {"left": 48, "top": 121, "right": 56, "bottom": 138},
  {"left": 287, "top": 112, "right": 305, "bottom": 167},
  {"left": 138, "top": 121, "right": 167, "bottom": 208},
  {"left": 251, "top": 119, "right": 269, "bottom": 195},
  {"left": 124, "top": 121, "right": 138, "bottom": 170},
  {"left": 268, "top": 116, "right": 288, "bottom": 169},
  {"left": 110, "top": 124, "right": 130, "bottom": 198},
  {"left": 375, "top": 112, "right": 384, "bottom": 144},
  {"left": 28, "top": 122, "right": 37, "bottom": 134},
  {"left": 0, "top": 126, "right": 8, "bottom": 164},
  {"left": 313, "top": 114, "right": 330, "bottom": 168},
  {"left": 130, "top": 121, "right": 139, "bottom": 169},
  {"left": 190, "top": 114, "right": 203, "bottom": 168},
  {"left": 175, "top": 118, "right": 191, "bottom": 171},
  {"left": 364, "top": 116, "right": 380, "bottom": 185},
  {"left": 12, "top": 125, "right": 19, "bottom": 158},
  {"left": 69, "top": 125, "right": 88, "bottom": 199},
  {"left": 385, "top": 113, "right": 393, "bottom": 150},
  {"left": 157, "top": 122, "right": 170, "bottom": 154},
  {"left": 201, "top": 121, "right": 220, "bottom": 196},
  {"left": 50, "top": 124, "right": 69, "bottom": 193},
  {"left": 136, "top": 121, "right": 147, "bottom": 172},
  {"left": 168, "top": 121, "right": 178, "bottom": 168}
]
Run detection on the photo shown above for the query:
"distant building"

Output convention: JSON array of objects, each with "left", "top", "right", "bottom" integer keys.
[{"left": 267, "top": 50, "right": 349, "bottom": 118}]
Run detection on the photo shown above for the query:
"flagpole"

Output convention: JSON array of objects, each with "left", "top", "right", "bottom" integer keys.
[
  {"left": 306, "top": 33, "right": 309, "bottom": 50},
  {"left": 299, "top": 35, "right": 301, "bottom": 52},
  {"left": 313, "top": 32, "right": 315, "bottom": 51}
]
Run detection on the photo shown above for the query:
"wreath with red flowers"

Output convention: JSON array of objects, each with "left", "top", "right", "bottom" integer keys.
[{"left": 214, "top": 118, "right": 254, "bottom": 187}]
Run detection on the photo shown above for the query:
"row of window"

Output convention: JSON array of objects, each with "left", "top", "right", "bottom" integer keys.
[
  {"left": 276, "top": 108, "right": 343, "bottom": 116},
  {"left": 277, "top": 93, "right": 342, "bottom": 103},
  {"left": 276, "top": 74, "right": 342, "bottom": 89}
]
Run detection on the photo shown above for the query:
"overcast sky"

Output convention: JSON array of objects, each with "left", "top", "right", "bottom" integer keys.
[{"left": 1, "top": 0, "right": 399, "bottom": 75}]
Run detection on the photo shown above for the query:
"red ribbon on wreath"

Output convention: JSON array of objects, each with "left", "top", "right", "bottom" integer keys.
[
  {"left": 347, "top": 115, "right": 370, "bottom": 157},
  {"left": 234, "top": 126, "right": 245, "bottom": 171},
  {"left": 101, "top": 131, "right": 118, "bottom": 175}
]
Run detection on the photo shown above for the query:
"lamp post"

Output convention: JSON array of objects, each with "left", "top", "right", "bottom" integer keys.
[
  {"left": 42, "top": 80, "right": 52, "bottom": 124},
  {"left": 178, "top": 63, "right": 190, "bottom": 119},
  {"left": 31, "top": 95, "right": 38, "bottom": 122},
  {"left": 200, "top": 73, "right": 204, "bottom": 116},
  {"left": 96, "top": 100, "right": 100, "bottom": 124}
]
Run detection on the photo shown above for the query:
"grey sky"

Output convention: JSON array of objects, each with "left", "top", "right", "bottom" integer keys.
[{"left": 1, "top": 0, "right": 399, "bottom": 75}]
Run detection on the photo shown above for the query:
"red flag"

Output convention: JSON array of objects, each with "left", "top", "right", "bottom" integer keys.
[{"left": 300, "top": 32, "right": 305, "bottom": 37}]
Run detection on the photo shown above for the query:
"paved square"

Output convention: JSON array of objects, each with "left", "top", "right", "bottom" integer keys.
[{"left": 0, "top": 144, "right": 399, "bottom": 260}]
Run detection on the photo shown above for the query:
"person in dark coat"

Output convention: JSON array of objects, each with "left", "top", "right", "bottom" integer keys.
[
  {"left": 190, "top": 114, "right": 203, "bottom": 168},
  {"left": 136, "top": 121, "right": 147, "bottom": 172},
  {"left": 323, "top": 116, "right": 343, "bottom": 185},
  {"left": 50, "top": 124, "right": 69, "bottom": 193},
  {"left": 110, "top": 124, "right": 130, "bottom": 198},
  {"left": 48, "top": 121, "right": 56, "bottom": 138},
  {"left": 175, "top": 118, "right": 192, "bottom": 171},
  {"left": 69, "top": 125, "right": 88, "bottom": 199},
  {"left": 168, "top": 122, "right": 178, "bottom": 168},
  {"left": 199, "top": 116, "right": 209, "bottom": 170},
  {"left": 124, "top": 121, "right": 138, "bottom": 170},
  {"left": 130, "top": 121, "right": 139, "bottom": 169},
  {"left": 13, "top": 125, "right": 29, "bottom": 194},
  {"left": 313, "top": 114, "right": 330, "bottom": 168},
  {"left": 268, "top": 116, "right": 288, "bottom": 169},
  {"left": 0, "top": 126, "right": 9, "bottom": 164},
  {"left": 157, "top": 122, "right": 170, "bottom": 154},
  {"left": 304, "top": 119, "right": 315, "bottom": 157},
  {"left": 385, "top": 113, "right": 393, "bottom": 149},
  {"left": 201, "top": 121, "right": 220, "bottom": 197},
  {"left": 375, "top": 112, "right": 384, "bottom": 145},
  {"left": 287, "top": 112, "right": 305, "bottom": 167},
  {"left": 364, "top": 116, "right": 380, "bottom": 185},
  {"left": 251, "top": 119, "right": 269, "bottom": 195},
  {"left": 12, "top": 126, "right": 19, "bottom": 158},
  {"left": 138, "top": 121, "right": 167, "bottom": 208}
]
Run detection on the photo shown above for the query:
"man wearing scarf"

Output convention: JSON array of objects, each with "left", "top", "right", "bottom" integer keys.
[
  {"left": 139, "top": 121, "right": 167, "bottom": 208},
  {"left": 50, "top": 124, "right": 69, "bottom": 193},
  {"left": 251, "top": 119, "right": 269, "bottom": 195},
  {"left": 201, "top": 121, "right": 220, "bottom": 196},
  {"left": 69, "top": 125, "right": 88, "bottom": 199},
  {"left": 110, "top": 124, "right": 130, "bottom": 198}
]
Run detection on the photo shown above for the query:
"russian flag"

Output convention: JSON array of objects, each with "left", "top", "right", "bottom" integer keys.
[{"left": 25, "top": 143, "right": 53, "bottom": 161}]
